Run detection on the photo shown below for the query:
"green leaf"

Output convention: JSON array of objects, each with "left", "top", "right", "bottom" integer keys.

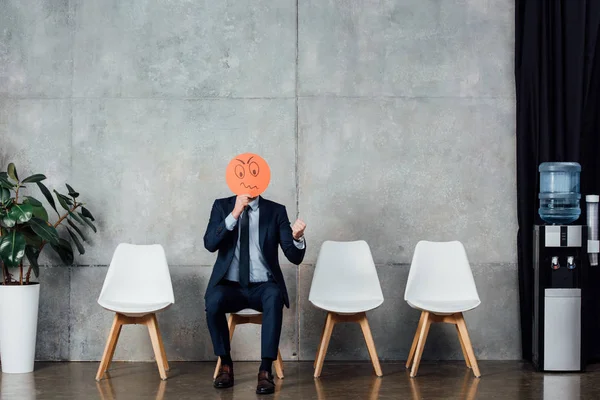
[
  {"left": 32, "top": 205, "right": 49, "bottom": 222},
  {"left": 51, "top": 238, "right": 74, "bottom": 265},
  {"left": 81, "top": 207, "right": 95, "bottom": 221},
  {"left": 1, "top": 213, "right": 16, "bottom": 228},
  {"left": 67, "top": 219, "right": 87, "bottom": 242},
  {"left": 0, "top": 176, "right": 14, "bottom": 189},
  {"left": 21, "top": 174, "right": 46, "bottom": 183},
  {"left": 9, "top": 203, "right": 34, "bottom": 224},
  {"left": 66, "top": 228, "right": 85, "bottom": 255},
  {"left": 22, "top": 227, "right": 43, "bottom": 248},
  {"left": 69, "top": 211, "right": 85, "bottom": 225},
  {"left": 7, "top": 163, "right": 18, "bottom": 182},
  {"left": 0, "top": 231, "right": 26, "bottom": 267},
  {"left": 24, "top": 196, "right": 42, "bottom": 206},
  {"left": 28, "top": 217, "right": 59, "bottom": 245},
  {"left": 65, "top": 184, "right": 79, "bottom": 198},
  {"left": 36, "top": 182, "right": 58, "bottom": 215},
  {"left": 79, "top": 213, "right": 97, "bottom": 233},
  {"left": 24, "top": 197, "right": 48, "bottom": 222},
  {"left": 25, "top": 246, "right": 40, "bottom": 278},
  {"left": 54, "top": 190, "right": 72, "bottom": 210},
  {"left": 1, "top": 187, "right": 10, "bottom": 204}
]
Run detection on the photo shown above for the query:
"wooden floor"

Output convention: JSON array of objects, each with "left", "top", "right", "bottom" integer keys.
[{"left": 1, "top": 361, "right": 599, "bottom": 399}]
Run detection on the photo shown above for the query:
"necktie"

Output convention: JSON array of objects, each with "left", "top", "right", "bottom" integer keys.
[{"left": 239, "top": 207, "right": 250, "bottom": 287}]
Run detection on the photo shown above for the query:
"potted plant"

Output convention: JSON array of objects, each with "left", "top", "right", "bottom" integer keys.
[{"left": 0, "top": 163, "right": 97, "bottom": 373}]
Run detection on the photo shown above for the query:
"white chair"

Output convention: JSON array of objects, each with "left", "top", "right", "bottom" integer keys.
[
  {"left": 95, "top": 244, "right": 174, "bottom": 381},
  {"left": 404, "top": 240, "right": 481, "bottom": 378},
  {"left": 212, "top": 308, "right": 285, "bottom": 379},
  {"left": 309, "top": 240, "right": 384, "bottom": 378}
]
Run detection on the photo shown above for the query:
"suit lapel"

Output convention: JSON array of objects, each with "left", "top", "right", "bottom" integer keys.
[
  {"left": 227, "top": 196, "right": 236, "bottom": 213},
  {"left": 227, "top": 196, "right": 238, "bottom": 238},
  {"left": 259, "top": 196, "right": 269, "bottom": 251}
]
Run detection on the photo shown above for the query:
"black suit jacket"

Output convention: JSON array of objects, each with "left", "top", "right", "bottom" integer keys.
[{"left": 203, "top": 196, "right": 305, "bottom": 308}]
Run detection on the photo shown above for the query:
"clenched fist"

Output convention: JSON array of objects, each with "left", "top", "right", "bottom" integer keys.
[
  {"left": 292, "top": 219, "right": 307, "bottom": 241},
  {"left": 232, "top": 194, "right": 252, "bottom": 219}
]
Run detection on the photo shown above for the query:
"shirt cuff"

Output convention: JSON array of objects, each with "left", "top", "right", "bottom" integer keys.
[
  {"left": 293, "top": 236, "right": 306, "bottom": 250},
  {"left": 225, "top": 213, "right": 238, "bottom": 231}
]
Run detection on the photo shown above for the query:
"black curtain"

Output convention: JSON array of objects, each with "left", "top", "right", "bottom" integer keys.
[{"left": 516, "top": 0, "right": 600, "bottom": 361}]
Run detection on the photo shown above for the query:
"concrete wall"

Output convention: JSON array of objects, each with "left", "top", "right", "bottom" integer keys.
[{"left": 1, "top": 0, "right": 518, "bottom": 362}]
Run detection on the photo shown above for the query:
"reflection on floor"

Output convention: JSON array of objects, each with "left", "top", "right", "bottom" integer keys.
[{"left": 1, "top": 361, "right": 599, "bottom": 399}]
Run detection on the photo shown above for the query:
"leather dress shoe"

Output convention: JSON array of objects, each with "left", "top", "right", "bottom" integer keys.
[
  {"left": 214, "top": 364, "right": 234, "bottom": 389},
  {"left": 256, "top": 370, "right": 275, "bottom": 395}
]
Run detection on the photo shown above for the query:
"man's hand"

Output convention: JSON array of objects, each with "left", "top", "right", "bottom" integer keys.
[
  {"left": 232, "top": 194, "right": 252, "bottom": 219},
  {"left": 292, "top": 219, "right": 306, "bottom": 241}
]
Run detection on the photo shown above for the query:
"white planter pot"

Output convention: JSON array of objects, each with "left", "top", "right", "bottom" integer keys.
[{"left": 0, "top": 283, "right": 40, "bottom": 373}]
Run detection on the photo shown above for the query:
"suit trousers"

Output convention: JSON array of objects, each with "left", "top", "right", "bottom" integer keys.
[{"left": 205, "top": 279, "right": 284, "bottom": 360}]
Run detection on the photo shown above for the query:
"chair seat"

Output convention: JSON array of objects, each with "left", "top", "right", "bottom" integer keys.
[
  {"left": 99, "top": 299, "right": 173, "bottom": 316},
  {"left": 233, "top": 308, "right": 262, "bottom": 316},
  {"left": 310, "top": 298, "right": 384, "bottom": 314},
  {"left": 407, "top": 298, "right": 481, "bottom": 314}
]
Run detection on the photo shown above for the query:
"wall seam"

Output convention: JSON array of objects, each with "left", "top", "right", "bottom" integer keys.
[
  {"left": 295, "top": 0, "right": 301, "bottom": 361},
  {"left": 67, "top": 266, "right": 72, "bottom": 361},
  {"left": 294, "top": 0, "right": 300, "bottom": 220},
  {"left": 67, "top": 0, "right": 75, "bottom": 362},
  {"left": 69, "top": 0, "right": 75, "bottom": 175},
  {"left": 0, "top": 95, "right": 515, "bottom": 100}
]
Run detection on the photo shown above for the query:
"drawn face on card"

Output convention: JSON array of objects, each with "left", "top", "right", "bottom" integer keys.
[{"left": 226, "top": 153, "right": 271, "bottom": 198}]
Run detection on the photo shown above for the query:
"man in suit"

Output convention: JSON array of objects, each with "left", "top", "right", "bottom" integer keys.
[{"left": 204, "top": 193, "right": 306, "bottom": 394}]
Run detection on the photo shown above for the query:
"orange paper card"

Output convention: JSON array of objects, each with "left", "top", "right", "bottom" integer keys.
[{"left": 226, "top": 153, "right": 271, "bottom": 197}]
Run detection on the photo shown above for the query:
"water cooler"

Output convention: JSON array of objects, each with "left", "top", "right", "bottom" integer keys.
[{"left": 532, "top": 163, "right": 599, "bottom": 372}]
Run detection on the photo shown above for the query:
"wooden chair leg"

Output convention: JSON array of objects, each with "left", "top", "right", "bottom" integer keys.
[
  {"left": 406, "top": 311, "right": 426, "bottom": 369},
  {"left": 214, "top": 314, "right": 237, "bottom": 379},
  {"left": 96, "top": 314, "right": 124, "bottom": 381},
  {"left": 314, "top": 316, "right": 328, "bottom": 368},
  {"left": 358, "top": 313, "right": 383, "bottom": 377},
  {"left": 151, "top": 315, "right": 170, "bottom": 373},
  {"left": 105, "top": 316, "right": 124, "bottom": 374},
  {"left": 274, "top": 349, "right": 285, "bottom": 379},
  {"left": 314, "top": 312, "right": 336, "bottom": 378},
  {"left": 410, "top": 311, "right": 432, "bottom": 378},
  {"left": 455, "top": 313, "right": 481, "bottom": 378},
  {"left": 229, "top": 314, "right": 238, "bottom": 340},
  {"left": 456, "top": 323, "right": 472, "bottom": 369},
  {"left": 153, "top": 314, "right": 170, "bottom": 373},
  {"left": 146, "top": 314, "right": 168, "bottom": 380}
]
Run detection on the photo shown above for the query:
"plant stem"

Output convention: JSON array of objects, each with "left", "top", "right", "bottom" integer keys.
[
  {"left": 54, "top": 203, "right": 81, "bottom": 228},
  {"left": 23, "top": 203, "right": 83, "bottom": 283},
  {"left": 15, "top": 183, "right": 20, "bottom": 203},
  {"left": 19, "top": 262, "right": 23, "bottom": 285}
]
